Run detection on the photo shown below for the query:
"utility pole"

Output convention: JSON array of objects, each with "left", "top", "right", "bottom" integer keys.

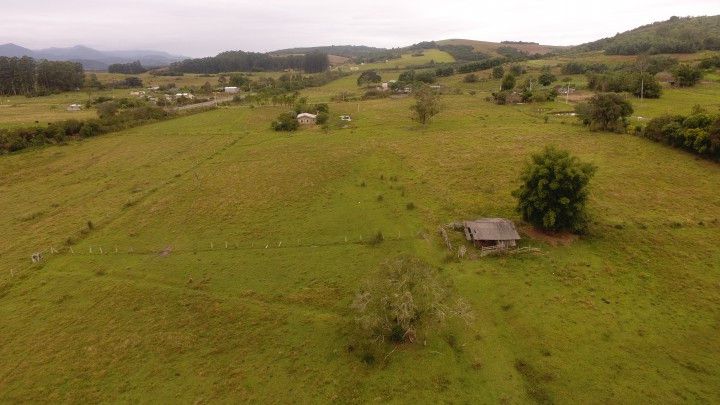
[{"left": 565, "top": 83, "right": 570, "bottom": 104}]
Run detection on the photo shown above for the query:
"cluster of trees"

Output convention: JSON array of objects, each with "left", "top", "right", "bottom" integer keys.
[
  {"left": 302, "top": 52, "right": 330, "bottom": 73},
  {"left": 456, "top": 57, "right": 507, "bottom": 74},
  {"left": 490, "top": 66, "right": 557, "bottom": 105},
  {"left": 699, "top": 55, "right": 720, "bottom": 69},
  {"left": 672, "top": 64, "right": 703, "bottom": 87},
  {"left": 357, "top": 70, "right": 381, "bottom": 86},
  {"left": 108, "top": 61, "right": 147, "bottom": 74},
  {"left": 171, "top": 50, "right": 329, "bottom": 74},
  {"left": 587, "top": 72, "right": 662, "bottom": 98},
  {"left": 575, "top": 93, "right": 634, "bottom": 133},
  {"left": 271, "top": 101, "right": 329, "bottom": 131},
  {"left": 0, "top": 56, "right": 84, "bottom": 95},
  {"left": 436, "top": 44, "right": 489, "bottom": 61},
  {"left": 397, "top": 69, "right": 436, "bottom": 85},
  {"left": 641, "top": 106, "right": 720, "bottom": 160},
  {"left": 0, "top": 99, "right": 170, "bottom": 154},
  {"left": 232, "top": 71, "right": 347, "bottom": 105}
]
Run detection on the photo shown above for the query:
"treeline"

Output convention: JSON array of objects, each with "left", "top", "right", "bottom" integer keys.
[
  {"left": 272, "top": 45, "right": 401, "bottom": 64},
  {"left": 170, "top": 51, "right": 329, "bottom": 74},
  {"left": 641, "top": 107, "right": 720, "bottom": 160},
  {"left": 456, "top": 57, "right": 508, "bottom": 74},
  {"left": 0, "top": 99, "right": 171, "bottom": 154},
  {"left": 587, "top": 72, "right": 662, "bottom": 98},
  {"left": 0, "top": 56, "right": 84, "bottom": 95},
  {"left": 231, "top": 71, "right": 348, "bottom": 104},
  {"left": 108, "top": 61, "right": 147, "bottom": 74}
]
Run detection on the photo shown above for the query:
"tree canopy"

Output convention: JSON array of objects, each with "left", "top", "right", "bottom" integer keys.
[{"left": 513, "top": 146, "right": 596, "bottom": 233}]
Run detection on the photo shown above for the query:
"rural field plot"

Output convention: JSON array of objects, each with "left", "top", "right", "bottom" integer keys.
[{"left": 1, "top": 85, "right": 720, "bottom": 403}]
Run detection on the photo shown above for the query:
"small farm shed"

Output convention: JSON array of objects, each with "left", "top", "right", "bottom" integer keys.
[
  {"left": 224, "top": 86, "right": 239, "bottom": 94},
  {"left": 297, "top": 113, "right": 317, "bottom": 125},
  {"left": 66, "top": 104, "right": 82, "bottom": 111},
  {"left": 463, "top": 218, "right": 521, "bottom": 249}
]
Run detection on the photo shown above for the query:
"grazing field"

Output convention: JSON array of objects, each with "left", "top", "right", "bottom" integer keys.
[
  {"left": 1, "top": 67, "right": 720, "bottom": 402},
  {"left": 0, "top": 91, "right": 111, "bottom": 129}
]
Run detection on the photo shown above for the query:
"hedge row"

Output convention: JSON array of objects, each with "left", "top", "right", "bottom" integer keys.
[
  {"left": 641, "top": 111, "right": 720, "bottom": 160},
  {"left": 0, "top": 105, "right": 173, "bottom": 154}
]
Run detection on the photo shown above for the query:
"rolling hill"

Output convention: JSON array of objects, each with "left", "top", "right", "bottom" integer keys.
[
  {"left": 576, "top": 15, "right": 720, "bottom": 55},
  {"left": 436, "top": 39, "right": 565, "bottom": 57}
]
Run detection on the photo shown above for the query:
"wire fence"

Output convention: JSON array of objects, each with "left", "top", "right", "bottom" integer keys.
[{"left": 20, "top": 230, "right": 429, "bottom": 262}]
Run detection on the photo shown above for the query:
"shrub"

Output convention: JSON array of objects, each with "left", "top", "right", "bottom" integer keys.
[
  {"left": 509, "top": 64, "right": 526, "bottom": 76},
  {"left": 673, "top": 64, "right": 703, "bottom": 87},
  {"left": 271, "top": 112, "right": 299, "bottom": 131},
  {"left": 513, "top": 146, "right": 597, "bottom": 233},
  {"left": 316, "top": 112, "right": 329, "bottom": 125},
  {"left": 350, "top": 255, "right": 473, "bottom": 346},
  {"left": 492, "top": 66, "right": 505, "bottom": 79},
  {"left": 410, "top": 85, "right": 440, "bottom": 125},
  {"left": 501, "top": 74, "right": 516, "bottom": 91},
  {"left": 537, "top": 67, "right": 556, "bottom": 86},
  {"left": 463, "top": 73, "right": 478, "bottom": 83}
]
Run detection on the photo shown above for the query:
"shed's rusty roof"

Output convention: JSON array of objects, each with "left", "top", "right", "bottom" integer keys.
[{"left": 463, "top": 218, "right": 521, "bottom": 241}]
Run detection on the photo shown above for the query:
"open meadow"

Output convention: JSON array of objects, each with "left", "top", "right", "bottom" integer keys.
[{"left": 1, "top": 64, "right": 720, "bottom": 402}]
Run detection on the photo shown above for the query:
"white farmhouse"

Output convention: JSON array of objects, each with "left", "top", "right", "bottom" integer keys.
[{"left": 297, "top": 113, "right": 317, "bottom": 125}]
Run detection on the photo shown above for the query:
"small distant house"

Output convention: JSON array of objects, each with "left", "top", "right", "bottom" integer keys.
[
  {"left": 340, "top": 115, "right": 352, "bottom": 122},
  {"left": 463, "top": 218, "right": 521, "bottom": 249},
  {"left": 224, "top": 86, "right": 239, "bottom": 94},
  {"left": 66, "top": 104, "right": 82, "bottom": 112},
  {"left": 297, "top": 113, "right": 317, "bottom": 125},
  {"left": 381, "top": 82, "right": 389, "bottom": 91},
  {"left": 175, "top": 92, "right": 194, "bottom": 99}
]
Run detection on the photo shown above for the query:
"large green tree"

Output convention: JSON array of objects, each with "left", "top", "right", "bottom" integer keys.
[
  {"left": 513, "top": 146, "right": 597, "bottom": 233},
  {"left": 357, "top": 70, "right": 381, "bottom": 86}
]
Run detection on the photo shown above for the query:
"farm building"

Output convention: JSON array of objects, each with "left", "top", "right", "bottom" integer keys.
[
  {"left": 297, "top": 113, "right": 317, "bottom": 125},
  {"left": 66, "top": 104, "right": 82, "bottom": 112},
  {"left": 224, "top": 87, "right": 239, "bottom": 94},
  {"left": 463, "top": 218, "right": 521, "bottom": 249},
  {"left": 340, "top": 115, "right": 352, "bottom": 122}
]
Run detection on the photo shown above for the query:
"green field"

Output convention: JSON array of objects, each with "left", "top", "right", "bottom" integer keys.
[{"left": 2, "top": 53, "right": 720, "bottom": 403}]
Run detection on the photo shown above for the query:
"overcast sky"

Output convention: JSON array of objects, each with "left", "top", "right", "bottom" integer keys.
[{"left": 1, "top": 0, "right": 718, "bottom": 57}]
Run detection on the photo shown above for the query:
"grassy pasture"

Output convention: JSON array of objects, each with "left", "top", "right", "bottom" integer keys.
[
  {"left": 0, "top": 90, "right": 113, "bottom": 129},
  {"left": 341, "top": 49, "right": 455, "bottom": 72},
  {"left": 1, "top": 61, "right": 720, "bottom": 403}
]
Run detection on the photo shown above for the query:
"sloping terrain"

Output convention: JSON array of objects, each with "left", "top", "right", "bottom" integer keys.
[
  {"left": 1, "top": 73, "right": 720, "bottom": 402},
  {"left": 575, "top": 15, "right": 720, "bottom": 55},
  {"left": 437, "top": 39, "right": 565, "bottom": 57}
]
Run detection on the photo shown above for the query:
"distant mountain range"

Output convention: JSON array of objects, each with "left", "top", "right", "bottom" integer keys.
[{"left": 0, "top": 43, "right": 187, "bottom": 70}]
